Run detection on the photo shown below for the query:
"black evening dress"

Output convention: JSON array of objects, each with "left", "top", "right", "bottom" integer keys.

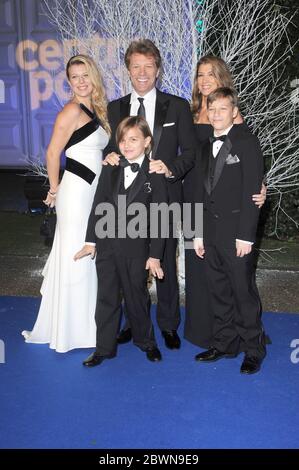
[{"left": 183, "top": 124, "right": 213, "bottom": 348}]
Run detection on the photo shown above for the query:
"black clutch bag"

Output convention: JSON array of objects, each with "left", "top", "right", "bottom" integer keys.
[{"left": 40, "top": 207, "right": 57, "bottom": 239}]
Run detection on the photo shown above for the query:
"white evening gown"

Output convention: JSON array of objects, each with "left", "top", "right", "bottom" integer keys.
[{"left": 22, "top": 105, "right": 109, "bottom": 352}]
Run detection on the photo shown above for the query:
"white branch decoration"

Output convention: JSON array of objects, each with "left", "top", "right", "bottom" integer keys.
[
  {"left": 43, "top": 0, "right": 201, "bottom": 99},
  {"left": 200, "top": 0, "right": 299, "bottom": 197}
]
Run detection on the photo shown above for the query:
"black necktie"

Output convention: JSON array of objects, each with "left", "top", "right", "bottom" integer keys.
[
  {"left": 119, "top": 156, "right": 140, "bottom": 173},
  {"left": 209, "top": 135, "right": 227, "bottom": 143},
  {"left": 137, "top": 97, "right": 146, "bottom": 119}
]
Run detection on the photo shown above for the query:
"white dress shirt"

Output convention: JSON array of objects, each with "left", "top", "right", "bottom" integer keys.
[
  {"left": 124, "top": 154, "right": 145, "bottom": 189},
  {"left": 212, "top": 124, "right": 233, "bottom": 158},
  {"left": 130, "top": 88, "right": 156, "bottom": 134}
]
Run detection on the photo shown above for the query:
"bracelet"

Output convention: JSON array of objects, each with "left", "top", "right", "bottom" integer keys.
[{"left": 48, "top": 190, "right": 57, "bottom": 197}]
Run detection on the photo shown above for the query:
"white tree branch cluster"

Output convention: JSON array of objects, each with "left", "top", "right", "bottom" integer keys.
[
  {"left": 42, "top": 0, "right": 298, "bottom": 232},
  {"left": 43, "top": 0, "right": 201, "bottom": 99}
]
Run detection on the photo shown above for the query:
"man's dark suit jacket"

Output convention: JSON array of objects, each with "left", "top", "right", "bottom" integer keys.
[
  {"left": 86, "top": 157, "right": 168, "bottom": 260},
  {"left": 104, "top": 89, "right": 196, "bottom": 204},
  {"left": 194, "top": 125, "right": 264, "bottom": 246}
]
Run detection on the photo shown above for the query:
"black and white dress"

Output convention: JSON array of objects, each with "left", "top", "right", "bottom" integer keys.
[{"left": 22, "top": 104, "right": 109, "bottom": 352}]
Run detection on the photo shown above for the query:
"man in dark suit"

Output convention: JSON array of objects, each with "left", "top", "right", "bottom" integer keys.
[
  {"left": 104, "top": 39, "right": 196, "bottom": 349},
  {"left": 193, "top": 87, "right": 266, "bottom": 374},
  {"left": 75, "top": 116, "right": 168, "bottom": 366}
]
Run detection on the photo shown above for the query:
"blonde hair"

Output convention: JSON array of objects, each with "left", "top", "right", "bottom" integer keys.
[
  {"left": 116, "top": 116, "right": 153, "bottom": 156},
  {"left": 66, "top": 54, "right": 110, "bottom": 135},
  {"left": 191, "top": 56, "right": 235, "bottom": 122}
]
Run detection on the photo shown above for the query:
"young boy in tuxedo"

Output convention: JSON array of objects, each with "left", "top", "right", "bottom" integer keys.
[
  {"left": 75, "top": 116, "right": 168, "bottom": 366},
  {"left": 193, "top": 87, "right": 266, "bottom": 374}
]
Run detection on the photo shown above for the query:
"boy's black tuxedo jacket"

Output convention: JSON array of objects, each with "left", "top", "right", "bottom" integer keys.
[
  {"left": 194, "top": 125, "right": 264, "bottom": 246},
  {"left": 104, "top": 89, "right": 196, "bottom": 204},
  {"left": 86, "top": 157, "right": 167, "bottom": 260}
]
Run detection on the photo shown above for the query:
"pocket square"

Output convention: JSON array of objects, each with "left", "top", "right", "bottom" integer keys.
[
  {"left": 226, "top": 154, "right": 240, "bottom": 164},
  {"left": 163, "top": 122, "right": 175, "bottom": 127}
]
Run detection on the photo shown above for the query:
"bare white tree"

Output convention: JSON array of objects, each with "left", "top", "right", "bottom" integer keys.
[
  {"left": 43, "top": 0, "right": 202, "bottom": 99},
  {"left": 199, "top": 1, "right": 299, "bottom": 199}
]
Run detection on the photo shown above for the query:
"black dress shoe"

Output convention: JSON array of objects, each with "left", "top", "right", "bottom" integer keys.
[
  {"left": 117, "top": 328, "right": 132, "bottom": 344},
  {"left": 240, "top": 355, "right": 262, "bottom": 374},
  {"left": 82, "top": 352, "right": 115, "bottom": 367},
  {"left": 195, "top": 347, "right": 234, "bottom": 362},
  {"left": 145, "top": 347, "right": 162, "bottom": 362},
  {"left": 161, "top": 330, "right": 181, "bottom": 349}
]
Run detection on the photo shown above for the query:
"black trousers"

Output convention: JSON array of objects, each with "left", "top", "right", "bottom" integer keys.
[
  {"left": 94, "top": 250, "right": 157, "bottom": 356},
  {"left": 123, "top": 236, "right": 180, "bottom": 332},
  {"left": 204, "top": 244, "right": 266, "bottom": 360}
]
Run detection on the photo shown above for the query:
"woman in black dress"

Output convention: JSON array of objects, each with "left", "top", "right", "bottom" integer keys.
[{"left": 183, "top": 56, "right": 266, "bottom": 348}]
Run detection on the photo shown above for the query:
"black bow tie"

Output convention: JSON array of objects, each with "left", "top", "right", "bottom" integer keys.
[
  {"left": 119, "top": 156, "right": 140, "bottom": 173},
  {"left": 209, "top": 135, "right": 227, "bottom": 143}
]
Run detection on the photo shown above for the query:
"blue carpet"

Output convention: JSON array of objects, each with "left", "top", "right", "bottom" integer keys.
[{"left": 0, "top": 296, "right": 298, "bottom": 449}]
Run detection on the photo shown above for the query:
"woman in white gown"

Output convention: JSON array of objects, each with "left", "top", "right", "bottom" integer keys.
[{"left": 22, "top": 55, "right": 110, "bottom": 352}]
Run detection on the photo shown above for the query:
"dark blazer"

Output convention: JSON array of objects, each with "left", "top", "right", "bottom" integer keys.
[
  {"left": 194, "top": 125, "right": 264, "bottom": 246},
  {"left": 104, "top": 89, "right": 196, "bottom": 204},
  {"left": 86, "top": 158, "right": 167, "bottom": 260}
]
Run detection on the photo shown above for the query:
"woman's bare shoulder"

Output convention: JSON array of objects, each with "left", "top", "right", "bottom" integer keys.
[{"left": 55, "top": 102, "right": 81, "bottom": 126}]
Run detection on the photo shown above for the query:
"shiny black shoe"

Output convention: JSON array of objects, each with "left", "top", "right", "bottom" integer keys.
[
  {"left": 240, "top": 355, "right": 262, "bottom": 375},
  {"left": 117, "top": 328, "right": 132, "bottom": 344},
  {"left": 161, "top": 330, "right": 181, "bottom": 349},
  {"left": 145, "top": 347, "right": 162, "bottom": 362},
  {"left": 195, "top": 347, "right": 234, "bottom": 362},
  {"left": 82, "top": 352, "right": 115, "bottom": 367}
]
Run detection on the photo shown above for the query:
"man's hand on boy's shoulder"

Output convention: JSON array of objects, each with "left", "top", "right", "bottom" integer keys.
[
  {"left": 149, "top": 159, "right": 172, "bottom": 177},
  {"left": 103, "top": 152, "right": 120, "bottom": 166}
]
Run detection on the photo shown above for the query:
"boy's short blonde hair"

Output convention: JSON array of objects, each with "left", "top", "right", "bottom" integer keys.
[{"left": 207, "top": 87, "right": 239, "bottom": 108}]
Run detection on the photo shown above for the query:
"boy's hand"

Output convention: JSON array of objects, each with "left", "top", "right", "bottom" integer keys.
[
  {"left": 236, "top": 240, "right": 252, "bottom": 257},
  {"left": 252, "top": 182, "right": 266, "bottom": 208},
  {"left": 103, "top": 152, "right": 120, "bottom": 166},
  {"left": 74, "top": 244, "right": 96, "bottom": 261},
  {"left": 146, "top": 257, "right": 164, "bottom": 279},
  {"left": 193, "top": 238, "right": 205, "bottom": 258}
]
